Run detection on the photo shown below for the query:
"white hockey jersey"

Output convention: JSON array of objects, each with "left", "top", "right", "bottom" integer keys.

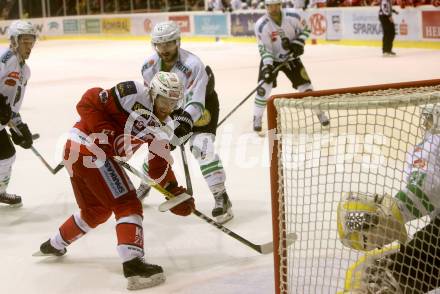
[
  {"left": 141, "top": 48, "right": 208, "bottom": 122},
  {"left": 255, "top": 8, "right": 310, "bottom": 65},
  {"left": 399, "top": 132, "right": 440, "bottom": 221},
  {"left": 0, "top": 47, "right": 30, "bottom": 130}
]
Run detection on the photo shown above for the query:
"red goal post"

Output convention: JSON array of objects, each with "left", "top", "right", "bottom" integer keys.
[{"left": 267, "top": 79, "right": 440, "bottom": 294}]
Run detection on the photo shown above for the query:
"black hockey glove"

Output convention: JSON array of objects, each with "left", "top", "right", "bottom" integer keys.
[
  {"left": 10, "top": 123, "right": 33, "bottom": 149},
  {"left": 262, "top": 64, "right": 275, "bottom": 84},
  {"left": 289, "top": 39, "right": 305, "bottom": 57},
  {"left": 172, "top": 110, "right": 193, "bottom": 145},
  {"left": 0, "top": 93, "right": 12, "bottom": 125}
]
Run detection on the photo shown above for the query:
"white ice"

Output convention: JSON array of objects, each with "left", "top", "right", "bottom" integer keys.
[{"left": 0, "top": 39, "right": 439, "bottom": 294}]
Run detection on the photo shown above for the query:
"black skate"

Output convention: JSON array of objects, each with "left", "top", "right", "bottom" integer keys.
[
  {"left": 33, "top": 239, "right": 66, "bottom": 257},
  {"left": 123, "top": 257, "right": 165, "bottom": 290},
  {"left": 212, "top": 192, "right": 233, "bottom": 224},
  {"left": 136, "top": 183, "right": 151, "bottom": 202},
  {"left": 0, "top": 192, "right": 22, "bottom": 207}
]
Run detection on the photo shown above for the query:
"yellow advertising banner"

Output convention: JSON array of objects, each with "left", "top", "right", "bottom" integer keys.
[{"left": 102, "top": 18, "right": 131, "bottom": 34}]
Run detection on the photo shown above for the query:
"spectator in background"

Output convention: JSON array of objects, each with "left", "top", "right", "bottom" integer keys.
[
  {"left": 207, "top": 0, "right": 232, "bottom": 11},
  {"left": 231, "top": 0, "right": 244, "bottom": 10}
]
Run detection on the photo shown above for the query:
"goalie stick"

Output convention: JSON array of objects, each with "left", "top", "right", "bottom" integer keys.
[{"left": 177, "top": 144, "right": 297, "bottom": 254}]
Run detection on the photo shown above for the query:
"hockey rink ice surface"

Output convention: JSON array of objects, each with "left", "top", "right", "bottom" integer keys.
[{"left": 0, "top": 39, "right": 439, "bottom": 294}]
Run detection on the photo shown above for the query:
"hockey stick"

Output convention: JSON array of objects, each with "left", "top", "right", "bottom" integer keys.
[
  {"left": 217, "top": 56, "right": 296, "bottom": 127},
  {"left": 179, "top": 145, "right": 193, "bottom": 196},
  {"left": 114, "top": 157, "right": 192, "bottom": 212},
  {"left": 8, "top": 123, "right": 65, "bottom": 175},
  {"left": 177, "top": 145, "right": 296, "bottom": 254}
]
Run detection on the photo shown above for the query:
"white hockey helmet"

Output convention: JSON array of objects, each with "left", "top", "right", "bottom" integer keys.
[
  {"left": 151, "top": 21, "right": 181, "bottom": 45},
  {"left": 421, "top": 104, "right": 440, "bottom": 133},
  {"left": 149, "top": 71, "right": 183, "bottom": 110},
  {"left": 337, "top": 192, "right": 407, "bottom": 251},
  {"left": 8, "top": 20, "right": 37, "bottom": 42},
  {"left": 265, "top": 0, "right": 282, "bottom": 5}
]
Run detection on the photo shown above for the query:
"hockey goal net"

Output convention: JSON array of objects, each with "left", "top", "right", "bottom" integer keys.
[{"left": 267, "top": 79, "right": 440, "bottom": 294}]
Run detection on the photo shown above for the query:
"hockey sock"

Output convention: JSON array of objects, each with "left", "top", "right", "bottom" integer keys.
[
  {"left": 51, "top": 212, "right": 91, "bottom": 250},
  {"left": 116, "top": 214, "right": 144, "bottom": 262},
  {"left": 0, "top": 156, "right": 15, "bottom": 194}
]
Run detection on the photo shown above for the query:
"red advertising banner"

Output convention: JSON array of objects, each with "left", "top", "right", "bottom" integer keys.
[
  {"left": 169, "top": 15, "right": 190, "bottom": 33},
  {"left": 422, "top": 11, "right": 440, "bottom": 39}
]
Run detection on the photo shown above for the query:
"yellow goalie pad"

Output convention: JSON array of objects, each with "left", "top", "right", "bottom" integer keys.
[
  {"left": 337, "top": 192, "right": 408, "bottom": 251},
  {"left": 337, "top": 245, "right": 401, "bottom": 294}
]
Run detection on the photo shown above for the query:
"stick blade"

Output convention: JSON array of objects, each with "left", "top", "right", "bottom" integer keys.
[
  {"left": 158, "top": 193, "right": 192, "bottom": 212},
  {"left": 258, "top": 232, "right": 297, "bottom": 255}
]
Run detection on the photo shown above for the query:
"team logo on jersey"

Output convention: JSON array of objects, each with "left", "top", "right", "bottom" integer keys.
[
  {"left": 4, "top": 79, "right": 16, "bottom": 86},
  {"left": 8, "top": 72, "right": 19, "bottom": 80},
  {"left": 270, "top": 31, "right": 279, "bottom": 42}
]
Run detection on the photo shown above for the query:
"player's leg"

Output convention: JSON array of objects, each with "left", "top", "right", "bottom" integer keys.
[
  {"left": 253, "top": 60, "right": 275, "bottom": 133},
  {"left": 42, "top": 154, "right": 164, "bottom": 289},
  {"left": 189, "top": 132, "right": 233, "bottom": 224},
  {"left": 78, "top": 157, "right": 164, "bottom": 290},
  {"left": 38, "top": 153, "right": 112, "bottom": 256},
  {"left": 283, "top": 59, "right": 329, "bottom": 126},
  {"left": 0, "top": 129, "right": 21, "bottom": 207},
  {"left": 379, "top": 15, "right": 388, "bottom": 55},
  {"left": 192, "top": 89, "right": 233, "bottom": 223}
]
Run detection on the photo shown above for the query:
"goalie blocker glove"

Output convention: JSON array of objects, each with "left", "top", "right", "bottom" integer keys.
[
  {"left": 10, "top": 123, "right": 33, "bottom": 149},
  {"left": 0, "top": 93, "right": 12, "bottom": 125},
  {"left": 262, "top": 64, "right": 275, "bottom": 84},
  {"left": 172, "top": 109, "right": 193, "bottom": 145}
]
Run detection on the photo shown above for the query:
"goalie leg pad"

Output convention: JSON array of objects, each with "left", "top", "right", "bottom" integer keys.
[{"left": 343, "top": 246, "right": 403, "bottom": 294}]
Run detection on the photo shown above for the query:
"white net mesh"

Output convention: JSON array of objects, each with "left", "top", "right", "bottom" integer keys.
[{"left": 273, "top": 84, "right": 440, "bottom": 294}]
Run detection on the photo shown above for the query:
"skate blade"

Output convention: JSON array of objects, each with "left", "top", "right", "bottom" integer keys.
[
  {"left": 3, "top": 202, "right": 23, "bottom": 208},
  {"left": 127, "top": 272, "right": 165, "bottom": 290},
  {"left": 216, "top": 209, "right": 234, "bottom": 224},
  {"left": 32, "top": 251, "right": 59, "bottom": 257}
]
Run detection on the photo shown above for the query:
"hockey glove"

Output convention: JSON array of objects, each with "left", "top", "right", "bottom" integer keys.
[
  {"left": 172, "top": 110, "right": 193, "bottom": 145},
  {"left": 0, "top": 93, "right": 12, "bottom": 125},
  {"left": 262, "top": 64, "right": 275, "bottom": 84},
  {"left": 10, "top": 123, "right": 33, "bottom": 149},
  {"left": 166, "top": 183, "right": 195, "bottom": 216},
  {"left": 289, "top": 39, "right": 305, "bottom": 57}
]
